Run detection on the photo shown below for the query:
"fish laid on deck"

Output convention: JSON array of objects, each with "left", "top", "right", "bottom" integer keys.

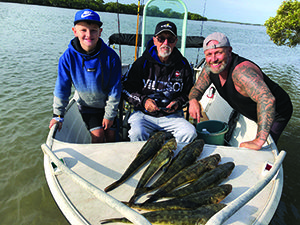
[
  {"left": 104, "top": 131, "right": 166, "bottom": 192},
  {"left": 125, "top": 184, "right": 232, "bottom": 211},
  {"left": 159, "top": 162, "right": 235, "bottom": 199},
  {"left": 128, "top": 138, "right": 176, "bottom": 204},
  {"left": 146, "top": 154, "right": 221, "bottom": 203},
  {"left": 100, "top": 204, "right": 226, "bottom": 224},
  {"left": 145, "top": 139, "right": 205, "bottom": 193}
]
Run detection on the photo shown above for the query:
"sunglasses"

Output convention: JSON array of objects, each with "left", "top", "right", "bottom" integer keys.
[{"left": 155, "top": 36, "right": 176, "bottom": 44}]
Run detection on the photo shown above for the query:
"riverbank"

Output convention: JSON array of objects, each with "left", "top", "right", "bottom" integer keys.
[{"left": 2, "top": 0, "right": 263, "bottom": 26}]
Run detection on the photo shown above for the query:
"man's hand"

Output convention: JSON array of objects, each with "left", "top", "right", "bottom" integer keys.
[
  {"left": 102, "top": 118, "right": 114, "bottom": 130},
  {"left": 239, "top": 138, "right": 265, "bottom": 150},
  {"left": 49, "top": 118, "right": 63, "bottom": 131},
  {"left": 163, "top": 101, "right": 178, "bottom": 113},
  {"left": 189, "top": 99, "right": 203, "bottom": 123},
  {"left": 145, "top": 99, "right": 160, "bottom": 112}
]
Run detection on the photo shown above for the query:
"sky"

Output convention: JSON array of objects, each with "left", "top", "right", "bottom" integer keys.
[{"left": 106, "top": 0, "right": 284, "bottom": 24}]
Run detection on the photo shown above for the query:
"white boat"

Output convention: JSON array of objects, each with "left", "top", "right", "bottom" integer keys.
[{"left": 41, "top": 0, "right": 286, "bottom": 224}]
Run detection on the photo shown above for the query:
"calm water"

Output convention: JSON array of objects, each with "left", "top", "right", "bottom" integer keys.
[{"left": 0, "top": 3, "right": 299, "bottom": 225}]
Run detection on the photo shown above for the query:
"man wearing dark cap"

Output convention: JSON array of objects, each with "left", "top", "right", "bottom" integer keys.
[
  {"left": 189, "top": 32, "right": 293, "bottom": 150},
  {"left": 122, "top": 21, "right": 197, "bottom": 142},
  {"left": 49, "top": 9, "right": 121, "bottom": 143}
]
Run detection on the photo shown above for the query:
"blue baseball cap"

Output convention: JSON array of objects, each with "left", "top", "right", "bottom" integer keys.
[{"left": 74, "top": 9, "right": 103, "bottom": 27}]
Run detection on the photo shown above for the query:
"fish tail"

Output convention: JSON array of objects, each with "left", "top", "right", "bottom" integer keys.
[
  {"left": 129, "top": 187, "right": 149, "bottom": 204},
  {"left": 100, "top": 220, "right": 113, "bottom": 224},
  {"left": 128, "top": 194, "right": 138, "bottom": 205},
  {"left": 100, "top": 218, "right": 131, "bottom": 224},
  {"left": 104, "top": 181, "right": 121, "bottom": 192},
  {"left": 121, "top": 201, "right": 129, "bottom": 205}
]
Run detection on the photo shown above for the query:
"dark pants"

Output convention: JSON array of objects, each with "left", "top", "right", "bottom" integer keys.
[{"left": 270, "top": 120, "right": 290, "bottom": 144}]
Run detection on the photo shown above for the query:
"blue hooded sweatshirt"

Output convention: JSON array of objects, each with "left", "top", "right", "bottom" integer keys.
[{"left": 53, "top": 37, "right": 121, "bottom": 121}]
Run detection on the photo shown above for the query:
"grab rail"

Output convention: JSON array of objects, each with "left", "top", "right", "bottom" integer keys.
[
  {"left": 41, "top": 143, "right": 152, "bottom": 225},
  {"left": 206, "top": 150, "right": 286, "bottom": 225}
]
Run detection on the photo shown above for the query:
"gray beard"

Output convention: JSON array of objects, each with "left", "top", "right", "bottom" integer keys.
[
  {"left": 159, "top": 45, "right": 171, "bottom": 58},
  {"left": 207, "top": 58, "right": 229, "bottom": 74}
]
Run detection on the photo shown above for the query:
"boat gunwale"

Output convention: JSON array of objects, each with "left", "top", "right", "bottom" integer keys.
[
  {"left": 43, "top": 153, "right": 90, "bottom": 225},
  {"left": 43, "top": 134, "right": 284, "bottom": 225},
  {"left": 42, "top": 129, "right": 152, "bottom": 225},
  {"left": 42, "top": 90, "right": 285, "bottom": 225}
]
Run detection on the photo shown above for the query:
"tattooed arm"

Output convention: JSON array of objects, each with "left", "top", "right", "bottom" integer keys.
[
  {"left": 188, "top": 65, "right": 212, "bottom": 122},
  {"left": 232, "top": 61, "right": 275, "bottom": 150}
]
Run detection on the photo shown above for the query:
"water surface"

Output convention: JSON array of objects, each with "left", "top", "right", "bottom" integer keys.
[{"left": 0, "top": 3, "right": 299, "bottom": 225}]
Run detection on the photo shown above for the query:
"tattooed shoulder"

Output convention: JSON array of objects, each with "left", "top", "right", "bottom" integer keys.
[{"left": 232, "top": 61, "right": 270, "bottom": 100}]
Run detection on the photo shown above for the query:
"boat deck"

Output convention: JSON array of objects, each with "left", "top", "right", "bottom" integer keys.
[{"left": 48, "top": 139, "right": 282, "bottom": 225}]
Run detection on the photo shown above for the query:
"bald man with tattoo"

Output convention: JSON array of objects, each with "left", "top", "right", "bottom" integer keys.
[{"left": 189, "top": 32, "right": 293, "bottom": 150}]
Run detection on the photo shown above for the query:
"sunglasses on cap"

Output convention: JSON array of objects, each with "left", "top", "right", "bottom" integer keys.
[{"left": 155, "top": 36, "right": 176, "bottom": 44}]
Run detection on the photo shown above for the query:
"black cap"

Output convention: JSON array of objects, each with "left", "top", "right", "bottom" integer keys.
[{"left": 154, "top": 21, "right": 177, "bottom": 37}]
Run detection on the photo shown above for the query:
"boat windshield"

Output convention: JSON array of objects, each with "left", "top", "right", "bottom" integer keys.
[{"left": 142, "top": 0, "right": 188, "bottom": 55}]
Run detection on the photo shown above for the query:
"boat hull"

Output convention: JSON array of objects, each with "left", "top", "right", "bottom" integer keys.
[{"left": 42, "top": 95, "right": 283, "bottom": 224}]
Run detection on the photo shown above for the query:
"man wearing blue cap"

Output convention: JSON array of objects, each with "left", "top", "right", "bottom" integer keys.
[{"left": 49, "top": 9, "right": 122, "bottom": 143}]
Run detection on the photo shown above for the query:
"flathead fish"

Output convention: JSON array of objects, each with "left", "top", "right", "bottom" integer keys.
[
  {"left": 161, "top": 162, "right": 235, "bottom": 198},
  {"left": 146, "top": 154, "right": 221, "bottom": 203},
  {"left": 146, "top": 139, "right": 205, "bottom": 193},
  {"left": 128, "top": 138, "right": 176, "bottom": 204},
  {"left": 104, "top": 131, "right": 166, "bottom": 192},
  {"left": 125, "top": 184, "right": 232, "bottom": 211},
  {"left": 100, "top": 204, "right": 226, "bottom": 224}
]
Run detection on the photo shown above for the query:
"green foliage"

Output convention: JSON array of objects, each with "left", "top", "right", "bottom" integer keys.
[
  {"left": 146, "top": 6, "right": 184, "bottom": 19},
  {"left": 145, "top": 6, "right": 207, "bottom": 20},
  {"left": 164, "top": 8, "right": 184, "bottom": 19},
  {"left": 264, "top": 0, "right": 300, "bottom": 47},
  {"left": 188, "top": 12, "right": 207, "bottom": 21},
  {"left": 146, "top": 5, "right": 164, "bottom": 17}
]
